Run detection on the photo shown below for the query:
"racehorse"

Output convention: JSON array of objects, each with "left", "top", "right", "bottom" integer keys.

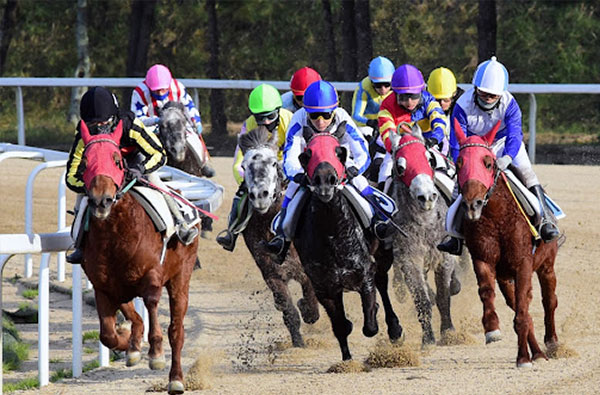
[
  {"left": 157, "top": 101, "right": 214, "bottom": 237},
  {"left": 79, "top": 120, "right": 198, "bottom": 394},
  {"left": 453, "top": 119, "right": 559, "bottom": 367},
  {"left": 388, "top": 128, "right": 460, "bottom": 346},
  {"left": 293, "top": 123, "right": 403, "bottom": 361},
  {"left": 238, "top": 126, "right": 319, "bottom": 347}
]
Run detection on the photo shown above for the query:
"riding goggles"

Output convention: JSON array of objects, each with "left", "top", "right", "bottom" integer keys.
[
  {"left": 373, "top": 81, "right": 391, "bottom": 89},
  {"left": 308, "top": 111, "right": 335, "bottom": 121},
  {"left": 476, "top": 89, "right": 500, "bottom": 101},
  {"left": 397, "top": 93, "right": 422, "bottom": 102},
  {"left": 254, "top": 109, "right": 279, "bottom": 124}
]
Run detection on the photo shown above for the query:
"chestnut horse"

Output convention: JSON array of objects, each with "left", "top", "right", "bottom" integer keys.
[
  {"left": 78, "top": 120, "right": 198, "bottom": 394},
  {"left": 238, "top": 126, "right": 319, "bottom": 347},
  {"left": 388, "top": 129, "right": 460, "bottom": 346},
  {"left": 453, "top": 119, "right": 558, "bottom": 367},
  {"left": 294, "top": 125, "right": 402, "bottom": 361}
]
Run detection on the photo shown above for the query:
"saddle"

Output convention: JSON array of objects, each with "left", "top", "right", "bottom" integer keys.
[{"left": 428, "top": 147, "right": 456, "bottom": 203}]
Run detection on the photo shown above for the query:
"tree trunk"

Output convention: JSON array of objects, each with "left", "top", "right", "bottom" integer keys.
[
  {"left": 341, "top": 0, "right": 357, "bottom": 82},
  {"left": 321, "top": 0, "right": 338, "bottom": 80},
  {"left": 205, "top": 0, "right": 228, "bottom": 135},
  {"left": 354, "top": 0, "right": 372, "bottom": 74},
  {"left": 477, "top": 0, "right": 497, "bottom": 63},
  {"left": 67, "top": 0, "right": 91, "bottom": 124},
  {"left": 124, "top": 0, "right": 157, "bottom": 108},
  {"left": 0, "top": 0, "right": 18, "bottom": 76}
]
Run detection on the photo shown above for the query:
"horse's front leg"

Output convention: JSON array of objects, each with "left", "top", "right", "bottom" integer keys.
[
  {"left": 360, "top": 275, "right": 379, "bottom": 338},
  {"left": 401, "top": 259, "right": 435, "bottom": 346},
  {"left": 264, "top": 276, "right": 304, "bottom": 347},
  {"left": 514, "top": 257, "right": 534, "bottom": 367},
  {"left": 374, "top": 248, "right": 403, "bottom": 342},
  {"left": 434, "top": 255, "right": 456, "bottom": 335},
  {"left": 119, "top": 301, "right": 144, "bottom": 366},
  {"left": 318, "top": 291, "right": 353, "bottom": 360},
  {"left": 143, "top": 278, "right": 165, "bottom": 370},
  {"left": 536, "top": 253, "right": 559, "bottom": 347},
  {"left": 289, "top": 258, "right": 320, "bottom": 325},
  {"left": 472, "top": 258, "right": 501, "bottom": 343},
  {"left": 94, "top": 291, "right": 129, "bottom": 351}
]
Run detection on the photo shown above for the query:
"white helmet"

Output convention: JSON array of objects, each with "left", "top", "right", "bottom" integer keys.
[{"left": 472, "top": 56, "right": 509, "bottom": 96}]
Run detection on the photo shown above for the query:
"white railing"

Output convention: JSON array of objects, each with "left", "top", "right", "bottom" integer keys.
[{"left": 2, "top": 77, "right": 600, "bottom": 163}]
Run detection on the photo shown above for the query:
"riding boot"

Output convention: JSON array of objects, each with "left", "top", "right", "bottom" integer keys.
[
  {"left": 67, "top": 194, "right": 85, "bottom": 264},
  {"left": 530, "top": 184, "right": 560, "bottom": 242},
  {"left": 266, "top": 207, "right": 290, "bottom": 263},
  {"left": 164, "top": 193, "right": 199, "bottom": 246},
  {"left": 437, "top": 236, "right": 463, "bottom": 256},
  {"left": 216, "top": 195, "right": 242, "bottom": 252},
  {"left": 66, "top": 248, "right": 84, "bottom": 264},
  {"left": 201, "top": 162, "right": 216, "bottom": 178}
]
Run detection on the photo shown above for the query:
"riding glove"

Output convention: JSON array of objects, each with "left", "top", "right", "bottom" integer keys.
[
  {"left": 346, "top": 166, "right": 359, "bottom": 180},
  {"left": 496, "top": 155, "right": 512, "bottom": 170},
  {"left": 293, "top": 173, "right": 309, "bottom": 187}
]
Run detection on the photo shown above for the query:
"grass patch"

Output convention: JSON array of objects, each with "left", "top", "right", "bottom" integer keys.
[
  {"left": 2, "top": 376, "right": 39, "bottom": 393},
  {"left": 83, "top": 347, "right": 95, "bottom": 354},
  {"left": 3, "top": 341, "right": 30, "bottom": 371},
  {"left": 50, "top": 368, "right": 72, "bottom": 382},
  {"left": 18, "top": 302, "right": 33, "bottom": 311},
  {"left": 21, "top": 289, "right": 38, "bottom": 300},
  {"left": 50, "top": 357, "right": 63, "bottom": 364},
  {"left": 82, "top": 330, "right": 99, "bottom": 342},
  {"left": 83, "top": 359, "right": 100, "bottom": 373}
]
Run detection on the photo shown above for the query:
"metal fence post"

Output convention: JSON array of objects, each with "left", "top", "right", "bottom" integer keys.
[
  {"left": 16, "top": 87, "right": 25, "bottom": 145},
  {"left": 528, "top": 93, "right": 537, "bottom": 164}
]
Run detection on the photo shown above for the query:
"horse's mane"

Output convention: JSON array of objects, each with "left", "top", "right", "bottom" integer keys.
[{"left": 239, "top": 125, "right": 277, "bottom": 154}]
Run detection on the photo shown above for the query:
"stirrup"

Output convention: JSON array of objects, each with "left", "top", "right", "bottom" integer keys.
[
  {"left": 216, "top": 229, "right": 237, "bottom": 252},
  {"left": 437, "top": 237, "right": 463, "bottom": 256},
  {"left": 177, "top": 224, "right": 198, "bottom": 246},
  {"left": 373, "top": 221, "right": 394, "bottom": 240},
  {"left": 266, "top": 235, "right": 289, "bottom": 264}
]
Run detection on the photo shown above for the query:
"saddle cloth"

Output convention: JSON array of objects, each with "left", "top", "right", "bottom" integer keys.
[{"left": 271, "top": 185, "right": 396, "bottom": 240}]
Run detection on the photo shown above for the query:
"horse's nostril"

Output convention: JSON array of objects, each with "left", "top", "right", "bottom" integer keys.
[
  {"left": 475, "top": 199, "right": 484, "bottom": 208},
  {"left": 261, "top": 190, "right": 268, "bottom": 198},
  {"left": 328, "top": 175, "right": 336, "bottom": 185},
  {"left": 249, "top": 192, "right": 256, "bottom": 200},
  {"left": 418, "top": 195, "right": 426, "bottom": 203}
]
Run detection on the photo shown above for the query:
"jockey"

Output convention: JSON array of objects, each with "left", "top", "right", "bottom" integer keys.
[
  {"left": 281, "top": 67, "right": 322, "bottom": 113},
  {"left": 66, "top": 87, "right": 198, "bottom": 263},
  {"left": 266, "top": 80, "right": 395, "bottom": 260},
  {"left": 131, "top": 64, "right": 215, "bottom": 177},
  {"left": 216, "top": 84, "right": 293, "bottom": 251},
  {"left": 351, "top": 56, "right": 395, "bottom": 183},
  {"left": 377, "top": 64, "right": 447, "bottom": 189},
  {"left": 426, "top": 67, "right": 465, "bottom": 156},
  {"left": 437, "top": 56, "right": 560, "bottom": 255}
]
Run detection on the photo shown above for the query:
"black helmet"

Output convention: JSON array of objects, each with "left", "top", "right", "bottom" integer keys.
[{"left": 80, "top": 87, "right": 118, "bottom": 123}]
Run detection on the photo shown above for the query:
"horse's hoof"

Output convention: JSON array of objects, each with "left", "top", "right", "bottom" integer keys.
[
  {"left": 517, "top": 361, "right": 533, "bottom": 368},
  {"left": 168, "top": 380, "right": 185, "bottom": 394},
  {"left": 149, "top": 355, "right": 166, "bottom": 370},
  {"left": 485, "top": 329, "right": 502, "bottom": 344},
  {"left": 297, "top": 298, "right": 319, "bottom": 324},
  {"left": 126, "top": 351, "right": 141, "bottom": 367},
  {"left": 391, "top": 328, "right": 406, "bottom": 345}
]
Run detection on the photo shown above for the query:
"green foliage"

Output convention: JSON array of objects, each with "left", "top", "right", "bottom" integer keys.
[
  {"left": 3, "top": 324, "right": 30, "bottom": 371},
  {"left": 82, "top": 330, "right": 100, "bottom": 342},
  {"left": 0, "top": 0, "right": 598, "bottom": 146},
  {"left": 2, "top": 376, "right": 39, "bottom": 393},
  {"left": 50, "top": 367, "right": 72, "bottom": 381},
  {"left": 21, "top": 289, "right": 38, "bottom": 300}
]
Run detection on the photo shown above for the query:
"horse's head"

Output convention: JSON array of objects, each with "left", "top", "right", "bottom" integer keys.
[
  {"left": 299, "top": 122, "right": 347, "bottom": 203},
  {"left": 158, "top": 101, "right": 188, "bottom": 162},
  {"left": 240, "top": 126, "right": 281, "bottom": 214},
  {"left": 454, "top": 119, "right": 502, "bottom": 220},
  {"left": 80, "top": 120, "right": 126, "bottom": 219},
  {"left": 391, "top": 123, "right": 437, "bottom": 210}
]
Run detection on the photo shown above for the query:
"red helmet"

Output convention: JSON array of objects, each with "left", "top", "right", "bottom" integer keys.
[{"left": 290, "top": 67, "right": 322, "bottom": 96}]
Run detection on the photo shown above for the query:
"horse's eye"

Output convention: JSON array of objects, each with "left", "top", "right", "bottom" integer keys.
[
  {"left": 485, "top": 161, "right": 492, "bottom": 170},
  {"left": 456, "top": 157, "right": 463, "bottom": 170}
]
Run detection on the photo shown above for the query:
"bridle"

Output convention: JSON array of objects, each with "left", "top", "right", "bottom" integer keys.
[{"left": 458, "top": 142, "right": 501, "bottom": 207}]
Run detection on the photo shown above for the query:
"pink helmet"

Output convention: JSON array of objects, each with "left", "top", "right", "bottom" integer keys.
[{"left": 145, "top": 64, "right": 172, "bottom": 91}]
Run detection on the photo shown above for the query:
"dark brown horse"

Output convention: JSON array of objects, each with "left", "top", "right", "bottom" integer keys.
[
  {"left": 238, "top": 126, "right": 319, "bottom": 347},
  {"left": 79, "top": 120, "right": 198, "bottom": 394},
  {"left": 453, "top": 119, "right": 558, "bottom": 367},
  {"left": 294, "top": 125, "right": 402, "bottom": 361}
]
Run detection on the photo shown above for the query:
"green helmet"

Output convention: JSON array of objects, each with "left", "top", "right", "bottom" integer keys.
[{"left": 248, "top": 84, "right": 282, "bottom": 114}]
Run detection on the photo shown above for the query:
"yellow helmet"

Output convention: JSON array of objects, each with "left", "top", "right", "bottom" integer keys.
[{"left": 427, "top": 67, "right": 457, "bottom": 99}]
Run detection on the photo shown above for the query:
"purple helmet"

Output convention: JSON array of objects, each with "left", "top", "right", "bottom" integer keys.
[{"left": 391, "top": 64, "right": 425, "bottom": 94}]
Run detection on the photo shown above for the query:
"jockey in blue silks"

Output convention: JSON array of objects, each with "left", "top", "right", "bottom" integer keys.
[
  {"left": 437, "top": 56, "right": 560, "bottom": 255},
  {"left": 266, "top": 80, "right": 396, "bottom": 261}
]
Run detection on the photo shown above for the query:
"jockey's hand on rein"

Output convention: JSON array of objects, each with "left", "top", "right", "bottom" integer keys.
[
  {"left": 496, "top": 154, "right": 512, "bottom": 171},
  {"left": 425, "top": 137, "right": 440, "bottom": 150},
  {"left": 126, "top": 165, "right": 145, "bottom": 182},
  {"left": 293, "top": 173, "right": 309, "bottom": 187},
  {"left": 346, "top": 166, "right": 359, "bottom": 180}
]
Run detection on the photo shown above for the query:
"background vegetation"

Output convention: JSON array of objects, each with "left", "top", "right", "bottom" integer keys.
[{"left": 0, "top": 0, "right": 599, "bottom": 152}]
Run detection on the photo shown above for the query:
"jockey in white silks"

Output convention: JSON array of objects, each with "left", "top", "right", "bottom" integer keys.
[
  {"left": 437, "top": 56, "right": 561, "bottom": 256},
  {"left": 266, "top": 80, "right": 397, "bottom": 261}
]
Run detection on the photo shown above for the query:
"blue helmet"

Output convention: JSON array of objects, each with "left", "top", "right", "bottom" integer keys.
[
  {"left": 303, "top": 80, "right": 338, "bottom": 113},
  {"left": 368, "top": 56, "right": 395, "bottom": 83},
  {"left": 472, "top": 56, "right": 509, "bottom": 96}
]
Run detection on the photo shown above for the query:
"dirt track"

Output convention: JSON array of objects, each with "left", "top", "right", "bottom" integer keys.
[{"left": 1, "top": 157, "right": 599, "bottom": 394}]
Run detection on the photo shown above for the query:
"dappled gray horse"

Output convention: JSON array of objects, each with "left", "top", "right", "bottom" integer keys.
[
  {"left": 157, "top": 101, "right": 214, "bottom": 237},
  {"left": 389, "top": 129, "right": 460, "bottom": 346},
  {"left": 239, "top": 126, "right": 319, "bottom": 347}
]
